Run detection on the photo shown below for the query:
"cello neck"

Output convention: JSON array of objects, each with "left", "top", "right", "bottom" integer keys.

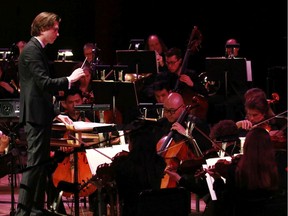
[{"left": 159, "top": 105, "right": 191, "bottom": 153}]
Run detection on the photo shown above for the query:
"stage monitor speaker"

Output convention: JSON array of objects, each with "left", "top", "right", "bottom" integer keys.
[{"left": 0, "top": 99, "right": 20, "bottom": 118}]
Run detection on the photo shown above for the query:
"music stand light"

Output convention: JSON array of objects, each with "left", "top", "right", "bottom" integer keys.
[
  {"left": 129, "top": 39, "right": 144, "bottom": 50},
  {"left": 57, "top": 49, "right": 73, "bottom": 61}
]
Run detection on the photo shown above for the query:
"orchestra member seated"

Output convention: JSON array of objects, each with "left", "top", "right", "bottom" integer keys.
[
  {"left": 207, "top": 127, "right": 285, "bottom": 216},
  {"left": 156, "top": 92, "right": 214, "bottom": 192},
  {"left": 0, "top": 132, "right": 9, "bottom": 155},
  {"left": 236, "top": 93, "right": 286, "bottom": 138}
]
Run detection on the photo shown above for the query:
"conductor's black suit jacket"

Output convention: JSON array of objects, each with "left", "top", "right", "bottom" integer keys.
[{"left": 19, "top": 37, "right": 69, "bottom": 126}]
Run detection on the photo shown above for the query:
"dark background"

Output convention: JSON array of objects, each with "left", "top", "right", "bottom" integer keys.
[{"left": 1, "top": 0, "right": 287, "bottom": 111}]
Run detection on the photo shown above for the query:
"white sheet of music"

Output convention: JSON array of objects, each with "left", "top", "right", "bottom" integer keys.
[
  {"left": 246, "top": 60, "right": 252, "bottom": 81},
  {"left": 204, "top": 156, "right": 232, "bottom": 200},
  {"left": 53, "top": 121, "right": 114, "bottom": 131},
  {"left": 72, "top": 121, "right": 114, "bottom": 130},
  {"left": 85, "top": 144, "right": 129, "bottom": 175}
]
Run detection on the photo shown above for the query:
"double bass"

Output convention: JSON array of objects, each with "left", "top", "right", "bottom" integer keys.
[{"left": 173, "top": 26, "right": 208, "bottom": 121}]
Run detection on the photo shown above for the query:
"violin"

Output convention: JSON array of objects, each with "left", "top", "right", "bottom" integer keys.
[{"left": 194, "top": 154, "right": 242, "bottom": 180}]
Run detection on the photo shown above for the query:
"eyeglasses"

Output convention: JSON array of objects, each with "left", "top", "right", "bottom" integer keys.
[
  {"left": 163, "top": 104, "right": 183, "bottom": 115},
  {"left": 166, "top": 59, "right": 179, "bottom": 65}
]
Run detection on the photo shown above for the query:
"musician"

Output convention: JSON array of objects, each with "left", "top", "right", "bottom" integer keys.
[
  {"left": 225, "top": 38, "right": 240, "bottom": 58},
  {"left": 62, "top": 87, "right": 96, "bottom": 122},
  {"left": 162, "top": 47, "right": 208, "bottom": 97},
  {"left": 15, "top": 12, "right": 84, "bottom": 216},
  {"left": 72, "top": 64, "right": 94, "bottom": 104},
  {"left": 50, "top": 87, "right": 98, "bottom": 214},
  {"left": 0, "top": 62, "right": 20, "bottom": 98},
  {"left": 83, "top": 42, "right": 101, "bottom": 67},
  {"left": 236, "top": 92, "right": 286, "bottom": 138},
  {"left": 138, "top": 80, "right": 171, "bottom": 120},
  {"left": 207, "top": 127, "right": 284, "bottom": 216},
  {"left": 209, "top": 119, "right": 240, "bottom": 156},
  {"left": 145, "top": 34, "right": 168, "bottom": 73},
  {"left": 160, "top": 92, "right": 212, "bottom": 154},
  {"left": 0, "top": 131, "right": 9, "bottom": 155}
]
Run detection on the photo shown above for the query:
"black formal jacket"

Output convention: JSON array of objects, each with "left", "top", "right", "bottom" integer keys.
[{"left": 19, "top": 37, "right": 69, "bottom": 126}]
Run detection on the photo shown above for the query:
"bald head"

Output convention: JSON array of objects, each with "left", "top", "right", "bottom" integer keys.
[
  {"left": 163, "top": 92, "right": 185, "bottom": 122},
  {"left": 226, "top": 38, "right": 238, "bottom": 45},
  {"left": 164, "top": 92, "right": 184, "bottom": 108},
  {"left": 225, "top": 38, "right": 240, "bottom": 58}
]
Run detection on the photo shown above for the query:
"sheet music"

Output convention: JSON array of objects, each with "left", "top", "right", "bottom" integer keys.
[
  {"left": 204, "top": 156, "right": 232, "bottom": 200},
  {"left": 53, "top": 121, "right": 114, "bottom": 131},
  {"left": 85, "top": 144, "right": 129, "bottom": 175},
  {"left": 246, "top": 60, "right": 252, "bottom": 81}
]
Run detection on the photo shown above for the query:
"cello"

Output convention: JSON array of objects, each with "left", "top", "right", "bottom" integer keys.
[
  {"left": 156, "top": 105, "right": 204, "bottom": 188},
  {"left": 173, "top": 26, "right": 208, "bottom": 121},
  {"left": 52, "top": 128, "right": 97, "bottom": 198}
]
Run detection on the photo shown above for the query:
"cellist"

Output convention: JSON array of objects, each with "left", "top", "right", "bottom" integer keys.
[
  {"left": 157, "top": 92, "right": 213, "bottom": 188},
  {"left": 49, "top": 87, "right": 98, "bottom": 214}
]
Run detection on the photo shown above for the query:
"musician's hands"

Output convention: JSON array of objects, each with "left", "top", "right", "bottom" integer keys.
[
  {"left": 206, "top": 167, "right": 221, "bottom": 180},
  {"left": 164, "top": 166, "right": 181, "bottom": 183},
  {"left": 236, "top": 120, "right": 253, "bottom": 130},
  {"left": 0, "top": 81, "right": 15, "bottom": 94},
  {"left": 179, "top": 74, "right": 194, "bottom": 87},
  {"left": 171, "top": 122, "right": 186, "bottom": 136},
  {"left": 68, "top": 68, "right": 85, "bottom": 83},
  {"left": 155, "top": 51, "right": 164, "bottom": 67}
]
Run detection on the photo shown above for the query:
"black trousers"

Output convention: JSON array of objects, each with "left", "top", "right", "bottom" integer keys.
[{"left": 15, "top": 122, "right": 51, "bottom": 216}]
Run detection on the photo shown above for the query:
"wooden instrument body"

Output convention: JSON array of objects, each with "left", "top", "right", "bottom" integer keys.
[{"left": 52, "top": 129, "right": 97, "bottom": 198}]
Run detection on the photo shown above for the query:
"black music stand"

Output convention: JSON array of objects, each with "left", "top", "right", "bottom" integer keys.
[
  {"left": 205, "top": 57, "right": 248, "bottom": 98},
  {"left": 116, "top": 50, "right": 158, "bottom": 78},
  {"left": 92, "top": 80, "right": 139, "bottom": 123}
]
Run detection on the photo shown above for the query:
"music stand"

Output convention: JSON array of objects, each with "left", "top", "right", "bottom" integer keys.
[
  {"left": 92, "top": 80, "right": 139, "bottom": 123},
  {"left": 205, "top": 57, "right": 248, "bottom": 98},
  {"left": 116, "top": 50, "right": 158, "bottom": 79}
]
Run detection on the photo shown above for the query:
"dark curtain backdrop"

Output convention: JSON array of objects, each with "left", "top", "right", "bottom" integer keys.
[{"left": 1, "top": 0, "right": 287, "bottom": 109}]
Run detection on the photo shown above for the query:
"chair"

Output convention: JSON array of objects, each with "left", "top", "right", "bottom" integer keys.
[{"left": 136, "top": 187, "right": 191, "bottom": 216}]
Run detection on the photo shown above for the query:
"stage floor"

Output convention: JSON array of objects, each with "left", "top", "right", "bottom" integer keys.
[{"left": 0, "top": 174, "right": 205, "bottom": 216}]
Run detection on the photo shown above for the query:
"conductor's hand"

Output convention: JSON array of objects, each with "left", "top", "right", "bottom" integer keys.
[{"left": 68, "top": 68, "right": 85, "bottom": 83}]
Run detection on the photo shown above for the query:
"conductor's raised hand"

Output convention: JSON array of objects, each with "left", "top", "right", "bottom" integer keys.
[{"left": 68, "top": 68, "right": 85, "bottom": 83}]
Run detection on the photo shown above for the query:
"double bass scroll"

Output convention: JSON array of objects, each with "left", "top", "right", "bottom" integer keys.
[{"left": 173, "top": 26, "right": 208, "bottom": 121}]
